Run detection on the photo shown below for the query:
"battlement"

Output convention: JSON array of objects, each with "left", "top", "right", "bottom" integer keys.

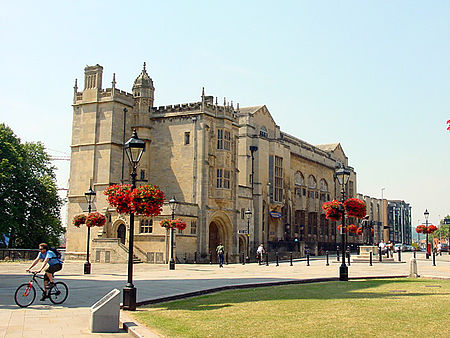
[
  {"left": 74, "top": 87, "right": 134, "bottom": 103},
  {"left": 150, "top": 101, "right": 239, "bottom": 120}
]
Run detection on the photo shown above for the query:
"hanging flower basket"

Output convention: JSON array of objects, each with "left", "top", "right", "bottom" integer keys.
[
  {"left": 73, "top": 214, "right": 86, "bottom": 227},
  {"left": 322, "top": 200, "right": 343, "bottom": 221},
  {"left": 416, "top": 225, "right": 427, "bottom": 233},
  {"left": 337, "top": 224, "right": 348, "bottom": 233},
  {"left": 104, "top": 184, "right": 133, "bottom": 214},
  {"left": 130, "top": 185, "right": 165, "bottom": 217},
  {"left": 425, "top": 225, "right": 438, "bottom": 234},
  {"left": 347, "top": 224, "right": 358, "bottom": 233},
  {"left": 356, "top": 226, "right": 363, "bottom": 235},
  {"left": 85, "top": 212, "right": 106, "bottom": 227},
  {"left": 160, "top": 218, "right": 187, "bottom": 231},
  {"left": 343, "top": 198, "right": 366, "bottom": 219}
]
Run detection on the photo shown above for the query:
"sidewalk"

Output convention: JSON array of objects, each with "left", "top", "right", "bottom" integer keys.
[{"left": 0, "top": 252, "right": 448, "bottom": 337}]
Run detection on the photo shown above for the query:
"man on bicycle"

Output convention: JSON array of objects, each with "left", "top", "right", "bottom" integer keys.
[{"left": 26, "top": 243, "right": 63, "bottom": 301}]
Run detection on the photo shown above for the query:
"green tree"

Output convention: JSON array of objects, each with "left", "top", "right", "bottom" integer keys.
[
  {"left": 433, "top": 215, "right": 450, "bottom": 241},
  {"left": 0, "top": 123, "right": 64, "bottom": 248}
]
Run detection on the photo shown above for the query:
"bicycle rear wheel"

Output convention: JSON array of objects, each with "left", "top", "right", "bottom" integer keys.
[
  {"left": 15, "top": 283, "right": 36, "bottom": 307},
  {"left": 49, "top": 282, "right": 68, "bottom": 304}
]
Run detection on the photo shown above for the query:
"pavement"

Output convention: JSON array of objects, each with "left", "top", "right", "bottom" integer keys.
[{"left": 0, "top": 251, "right": 449, "bottom": 337}]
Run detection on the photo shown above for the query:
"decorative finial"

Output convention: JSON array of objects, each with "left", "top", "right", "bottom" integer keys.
[
  {"left": 223, "top": 97, "right": 226, "bottom": 106},
  {"left": 237, "top": 103, "right": 240, "bottom": 110},
  {"left": 143, "top": 62, "right": 146, "bottom": 71},
  {"left": 112, "top": 73, "right": 116, "bottom": 88},
  {"left": 215, "top": 97, "right": 218, "bottom": 105},
  {"left": 74, "top": 78, "right": 78, "bottom": 90},
  {"left": 231, "top": 100, "right": 234, "bottom": 108},
  {"left": 202, "top": 87, "right": 205, "bottom": 97}
]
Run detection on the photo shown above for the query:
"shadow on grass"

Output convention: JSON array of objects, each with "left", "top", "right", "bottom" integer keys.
[{"left": 147, "top": 278, "right": 450, "bottom": 312}]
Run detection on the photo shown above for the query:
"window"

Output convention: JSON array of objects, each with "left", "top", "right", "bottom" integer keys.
[
  {"left": 294, "top": 171, "right": 304, "bottom": 186},
  {"left": 241, "top": 208, "right": 245, "bottom": 219},
  {"left": 184, "top": 132, "right": 190, "bottom": 145},
  {"left": 274, "top": 156, "right": 283, "bottom": 202},
  {"left": 260, "top": 126, "right": 268, "bottom": 137},
  {"left": 190, "top": 220, "right": 197, "bottom": 234},
  {"left": 349, "top": 181, "right": 354, "bottom": 197},
  {"left": 216, "top": 169, "right": 231, "bottom": 189},
  {"left": 308, "top": 175, "right": 317, "bottom": 189},
  {"left": 217, "top": 129, "right": 231, "bottom": 150},
  {"left": 319, "top": 179, "right": 328, "bottom": 192},
  {"left": 140, "top": 170, "right": 145, "bottom": 181},
  {"left": 140, "top": 219, "right": 153, "bottom": 233}
]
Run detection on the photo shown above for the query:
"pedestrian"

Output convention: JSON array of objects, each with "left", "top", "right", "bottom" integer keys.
[
  {"left": 387, "top": 241, "right": 394, "bottom": 258},
  {"left": 216, "top": 243, "right": 225, "bottom": 267},
  {"left": 378, "top": 240, "right": 386, "bottom": 255},
  {"left": 26, "top": 243, "right": 63, "bottom": 301},
  {"left": 437, "top": 243, "right": 442, "bottom": 256},
  {"left": 256, "top": 243, "right": 265, "bottom": 265}
]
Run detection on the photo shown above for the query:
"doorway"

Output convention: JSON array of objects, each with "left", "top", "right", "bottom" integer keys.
[{"left": 117, "top": 224, "right": 126, "bottom": 245}]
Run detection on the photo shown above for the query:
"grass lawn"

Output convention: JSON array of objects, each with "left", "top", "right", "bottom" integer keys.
[{"left": 132, "top": 278, "right": 450, "bottom": 337}]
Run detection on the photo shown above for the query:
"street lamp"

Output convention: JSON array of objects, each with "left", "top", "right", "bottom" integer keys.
[
  {"left": 123, "top": 129, "right": 145, "bottom": 311},
  {"left": 424, "top": 209, "right": 430, "bottom": 259},
  {"left": 245, "top": 209, "right": 252, "bottom": 262},
  {"left": 335, "top": 165, "right": 351, "bottom": 281},
  {"left": 169, "top": 196, "right": 178, "bottom": 270},
  {"left": 84, "top": 186, "right": 96, "bottom": 274}
]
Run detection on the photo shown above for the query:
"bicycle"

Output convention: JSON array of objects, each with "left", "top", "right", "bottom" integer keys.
[{"left": 14, "top": 271, "right": 69, "bottom": 307}]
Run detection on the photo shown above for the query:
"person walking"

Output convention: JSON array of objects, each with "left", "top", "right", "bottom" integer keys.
[
  {"left": 387, "top": 241, "right": 394, "bottom": 258},
  {"left": 216, "top": 243, "right": 225, "bottom": 267},
  {"left": 256, "top": 244, "right": 265, "bottom": 265},
  {"left": 27, "top": 243, "right": 63, "bottom": 301},
  {"left": 378, "top": 240, "right": 386, "bottom": 255}
]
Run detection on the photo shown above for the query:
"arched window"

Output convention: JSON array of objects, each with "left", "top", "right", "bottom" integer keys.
[
  {"left": 294, "top": 171, "right": 304, "bottom": 186},
  {"left": 308, "top": 175, "right": 317, "bottom": 189},
  {"left": 319, "top": 179, "right": 328, "bottom": 192},
  {"left": 260, "top": 126, "right": 268, "bottom": 138}
]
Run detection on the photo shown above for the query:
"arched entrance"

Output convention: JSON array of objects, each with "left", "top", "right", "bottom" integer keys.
[
  {"left": 238, "top": 235, "right": 246, "bottom": 260},
  {"left": 208, "top": 211, "right": 232, "bottom": 263},
  {"left": 117, "top": 224, "right": 126, "bottom": 245}
]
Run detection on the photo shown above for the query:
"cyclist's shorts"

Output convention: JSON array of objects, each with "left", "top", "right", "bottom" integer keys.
[{"left": 44, "top": 263, "right": 62, "bottom": 280}]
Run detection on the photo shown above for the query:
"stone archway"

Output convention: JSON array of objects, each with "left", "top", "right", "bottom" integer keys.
[
  {"left": 208, "top": 211, "right": 232, "bottom": 262},
  {"left": 117, "top": 224, "right": 126, "bottom": 245}
]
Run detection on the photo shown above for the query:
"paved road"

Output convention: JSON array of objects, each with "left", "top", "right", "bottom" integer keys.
[{"left": 1, "top": 252, "right": 449, "bottom": 337}]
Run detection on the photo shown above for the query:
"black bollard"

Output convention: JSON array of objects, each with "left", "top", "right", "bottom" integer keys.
[
  {"left": 326, "top": 251, "right": 329, "bottom": 266},
  {"left": 306, "top": 250, "right": 310, "bottom": 266},
  {"left": 225, "top": 252, "right": 229, "bottom": 265},
  {"left": 290, "top": 252, "right": 293, "bottom": 266},
  {"left": 346, "top": 249, "right": 351, "bottom": 266},
  {"left": 413, "top": 250, "right": 416, "bottom": 258},
  {"left": 194, "top": 251, "right": 197, "bottom": 264},
  {"left": 398, "top": 249, "right": 401, "bottom": 262},
  {"left": 432, "top": 251, "right": 436, "bottom": 266},
  {"left": 379, "top": 248, "right": 382, "bottom": 262},
  {"left": 242, "top": 252, "right": 245, "bottom": 265},
  {"left": 276, "top": 252, "right": 279, "bottom": 266},
  {"left": 184, "top": 252, "right": 187, "bottom": 263},
  {"left": 209, "top": 251, "right": 212, "bottom": 265},
  {"left": 369, "top": 251, "right": 373, "bottom": 266},
  {"left": 337, "top": 246, "right": 340, "bottom": 262},
  {"left": 266, "top": 251, "right": 269, "bottom": 266}
]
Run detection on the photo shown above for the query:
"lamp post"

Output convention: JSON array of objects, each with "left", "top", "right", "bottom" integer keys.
[
  {"left": 424, "top": 209, "right": 430, "bottom": 259},
  {"left": 335, "top": 165, "right": 351, "bottom": 281},
  {"left": 245, "top": 209, "right": 252, "bottom": 262},
  {"left": 169, "top": 196, "right": 178, "bottom": 270},
  {"left": 84, "top": 186, "right": 96, "bottom": 274},
  {"left": 123, "top": 129, "right": 145, "bottom": 311}
]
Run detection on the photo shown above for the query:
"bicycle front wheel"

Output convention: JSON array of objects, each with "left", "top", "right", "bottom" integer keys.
[
  {"left": 15, "top": 283, "right": 36, "bottom": 307},
  {"left": 49, "top": 282, "right": 68, "bottom": 304}
]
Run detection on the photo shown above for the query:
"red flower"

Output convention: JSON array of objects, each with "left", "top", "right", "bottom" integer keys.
[
  {"left": 347, "top": 224, "right": 358, "bottom": 233},
  {"left": 85, "top": 212, "right": 106, "bottom": 227},
  {"left": 356, "top": 227, "right": 363, "bottom": 235},
  {"left": 73, "top": 214, "right": 86, "bottom": 227},
  {"left": 427, "top": 225, "right": 437, "bottom": 233},
  {"left": 343, "top": 198, "right": 366, "bottom": 219},
  {"left": 337, "top": 224, "right": 348, "bottom": 233},
  {"left": 104, "top": 184, "right": 132, "bottom": 214},
  {"left": 416, "top": 225, "right": 427, "bottom": 233},
  {"left": 322, "top": 200, "right": 342, "bottom": 221},
  {"left": 130, "top": 185, "right": 165, "bottom": 217},
  {"left": 160, "top": 218, "right": 187, "bottom": 231}
]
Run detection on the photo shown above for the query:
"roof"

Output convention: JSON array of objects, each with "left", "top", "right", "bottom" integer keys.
[
  {"left": 315, "top": 143, "right": 340, "bottom": 152},
  {"left": 238, "top": 105, "right": 264, "bottom": 115}
]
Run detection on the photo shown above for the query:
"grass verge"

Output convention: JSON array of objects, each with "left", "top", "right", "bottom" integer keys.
[{"left": 132, "top": 278, "right": 450, "bottom": 337}]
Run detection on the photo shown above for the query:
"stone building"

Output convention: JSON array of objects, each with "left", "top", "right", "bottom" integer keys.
[
  {"left": 356, "top": 194, "right": 385, "bottom": 244},
  {"left": 65, "top": 64, "right": 360, "bottom": 263}
]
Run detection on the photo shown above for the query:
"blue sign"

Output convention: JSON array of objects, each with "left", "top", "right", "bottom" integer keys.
[{"left": 269, "top": 211, "right": 282, "bottom": 218}]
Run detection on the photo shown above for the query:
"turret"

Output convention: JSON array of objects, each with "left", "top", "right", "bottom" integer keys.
[{"left": 133, "top": 62, "right": 155, "bottom": 111}]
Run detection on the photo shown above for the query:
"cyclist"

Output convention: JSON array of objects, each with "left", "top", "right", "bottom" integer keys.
[{"left": 26, "top": 243, "right": 63, "bottom": 301}]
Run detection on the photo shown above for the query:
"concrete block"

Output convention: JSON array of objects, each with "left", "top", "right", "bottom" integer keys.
[
  {"left": 90, "top": 289, "right": 120, "bottom": 333},
  {"left": 409, "top": 257, "right": 419, "bottom": 278}
]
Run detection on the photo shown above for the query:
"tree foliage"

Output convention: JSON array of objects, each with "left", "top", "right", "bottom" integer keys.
[
  {"left": 433, "top": 215, "right": 450, "bottom": 240},
  {"left": 0, "top": 123, "right": 64, "bottom": 248}
]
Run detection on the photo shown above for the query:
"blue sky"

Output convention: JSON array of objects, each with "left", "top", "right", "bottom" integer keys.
[{"left": 0, "top": 1, "right": 448, "bottom": 228}]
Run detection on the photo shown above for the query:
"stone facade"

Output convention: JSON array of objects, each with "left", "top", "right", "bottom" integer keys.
[{"left": 65, "top": 63, "right": 361, "bottom": 263}]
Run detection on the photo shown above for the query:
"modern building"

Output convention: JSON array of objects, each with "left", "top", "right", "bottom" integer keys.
[
  {"left": 65, "top": 63, "right": 360, "bottom": 263},
  {"left": 387, "top": 200, "right": 412, "bottom": 244}
]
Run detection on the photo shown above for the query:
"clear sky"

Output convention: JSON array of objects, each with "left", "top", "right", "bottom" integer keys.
[{"left": 1, "top": 1, "right": 449, "bottom": 228}]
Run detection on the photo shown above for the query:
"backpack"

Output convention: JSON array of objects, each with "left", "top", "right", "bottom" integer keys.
[{"left": 49, "top": 247, "right": 62, "bottom": 260}]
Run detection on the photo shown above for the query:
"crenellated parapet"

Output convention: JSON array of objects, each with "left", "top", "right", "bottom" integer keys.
[{"left": 150, "top": 101, "right": 239, "bottom": 120}]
